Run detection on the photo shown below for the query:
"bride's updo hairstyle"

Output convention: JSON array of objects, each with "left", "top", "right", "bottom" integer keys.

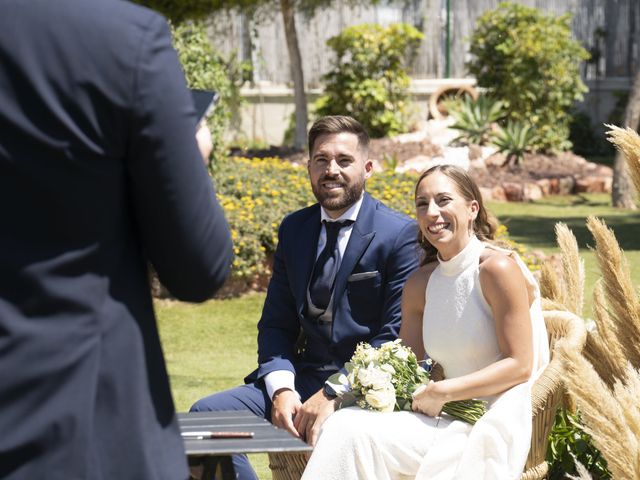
[{"left": 415, "top": 164, "right": 499, "bottom": 265}]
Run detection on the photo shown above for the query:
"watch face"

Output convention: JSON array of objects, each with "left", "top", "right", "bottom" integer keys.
[{"left": 324, "top": 383, "right": 337, "bottom": 398}]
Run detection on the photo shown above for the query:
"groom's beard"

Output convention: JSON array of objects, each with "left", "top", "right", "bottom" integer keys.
[{"left": 311, "top": 175, "right": 365, "bottom": 213}]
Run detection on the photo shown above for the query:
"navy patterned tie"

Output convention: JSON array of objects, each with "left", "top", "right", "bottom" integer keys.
[{"left": 309, "top": 220, "right": 353, "bottom": 311}]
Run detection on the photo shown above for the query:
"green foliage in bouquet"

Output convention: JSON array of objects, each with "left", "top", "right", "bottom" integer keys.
[
  {"left": 314, "top": 23, "right": 423, "bottom": 138},
  {"left": 328, "top": 340, "right": 487, "bottom": 424},
  {"left": 467, "top": 2, "right": 589, "bottom": 152}
]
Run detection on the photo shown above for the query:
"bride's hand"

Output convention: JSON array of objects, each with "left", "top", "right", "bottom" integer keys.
[{"left": 411, "top": 381, "right": 447, "bottom": 417}]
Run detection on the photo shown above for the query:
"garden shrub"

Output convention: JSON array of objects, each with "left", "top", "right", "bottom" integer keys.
[
  {"left": 569, "top": 109, "right": 614, "bottom": 158},
  {"left": 467, "top": 2, "right": 589, "bottom": 152},
  {"left": 214, "top": 157, "right": 539, "bottom": 287},
  {"left": 314, "top": 23, "right": 423, "bottom": 138},
  {"left": 171, "top": 21, "right": 250, "bottom": 167}
]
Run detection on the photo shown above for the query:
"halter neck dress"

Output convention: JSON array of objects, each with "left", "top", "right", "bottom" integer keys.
[{"left": 302, "top": 237, "right": 549, "bottom": 480}]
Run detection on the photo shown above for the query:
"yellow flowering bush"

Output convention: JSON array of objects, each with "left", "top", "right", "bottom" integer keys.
[{"left": 214, "top": 157, "right": 538, "bottom": 287}]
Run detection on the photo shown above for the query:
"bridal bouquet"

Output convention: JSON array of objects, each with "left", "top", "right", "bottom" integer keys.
[{"left": 327, "top": 340, "right": 487, "bottom": 425}]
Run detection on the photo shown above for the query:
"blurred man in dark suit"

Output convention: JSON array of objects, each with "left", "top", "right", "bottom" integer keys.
[{"left": 0, "top": 1, "right": 233, "bottom": 478}]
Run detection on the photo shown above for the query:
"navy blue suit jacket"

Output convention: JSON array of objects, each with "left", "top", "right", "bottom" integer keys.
[
  {"left": 249, "top": 192, "right": 419, "bottom": 385},
  {"left": 0, "top": 1, "right": 232, "bottom": 478}
]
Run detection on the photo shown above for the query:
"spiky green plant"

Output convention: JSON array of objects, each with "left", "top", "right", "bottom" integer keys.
[
  {"left": 444, "top": 95, "right": 505, "bottom": 146},
  {"left": 491, "top": 121, "right": 536, "bottom": 165}
]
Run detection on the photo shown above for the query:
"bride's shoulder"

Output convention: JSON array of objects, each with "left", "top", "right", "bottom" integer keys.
[{"left": 478, "top": 247, "right": 524, "bottom": 284}]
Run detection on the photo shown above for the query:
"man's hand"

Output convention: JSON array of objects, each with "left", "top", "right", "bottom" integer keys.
[
  {"left": 271, "top": 389, "right": 302, "bottom": 438},
  {"left": 195, "top": 121, "right": 213, "bottom": 165},
  {"left": 293, "top": 388, "right": 338, "bottom": 447}
]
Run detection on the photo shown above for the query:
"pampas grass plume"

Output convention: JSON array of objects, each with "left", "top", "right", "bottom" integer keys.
[
  {"left": 605, "top": 124, "right": 640, "bottom": 195},
  {"left": 554, "top": 223, "right": 584, "bottom": 316},
  {"left": 587, "top": 216, "right": 640, "bottom": 368}
]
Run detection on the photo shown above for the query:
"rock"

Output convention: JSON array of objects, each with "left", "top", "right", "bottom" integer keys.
[
  {"left": 595, "top": 164, "right": 613, "bottom": 176},
  {"left": 575, "top": 175, "right": 610, "bottom": 193},
  {"left": 469, "top": 157, "right": 487, "bottom": 171},
  {"left": 393, "top": 129, "right": 429, "bottom": 144},
  {"left": 502, "top": 182, "right": 524, "bottom": 201},
  {"left": 536, "top": 178, "right": 551, "bottom": 196},
  {"left": 523, "top": 183, "right": 544, "bottom": 201},
  {"left": 468, "top": 144, "right": 483, "bottom": 161},
  {"left": 558, "top": 176, "right": 576, "bottom": 195},
  {"left": 485, "top": 152, "right": 506, "bottom": 167},
  {"left": 424, "top": 117, "right": 459, "bottom": 146},
  {"left": 395, "top": 155, "right": 434, "bottom": 174},
  {"left": 437, "top": 146, "right": 471, "bottom": 170},
  {"left": 491, "top": 185, "right": 507, "bottom": 201}
]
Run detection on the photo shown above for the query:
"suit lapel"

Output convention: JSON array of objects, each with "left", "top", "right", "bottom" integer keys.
[
  {"left": 332, "top": 193, "right": 376, "bottom": 310},
  {"left": 295, "top": 207, "right": 322, "bottom": 317}
]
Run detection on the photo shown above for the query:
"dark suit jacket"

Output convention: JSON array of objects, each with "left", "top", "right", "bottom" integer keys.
[
  {"left": 249, "top": 192, "right": 419, "bottom": 385},
  {"left": 0, "top": 1, "right": 233, "bottom": 478}
]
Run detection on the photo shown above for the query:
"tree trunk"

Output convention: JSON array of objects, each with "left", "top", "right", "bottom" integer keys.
[
  {"left": 612, "top": 69, "right": 640, "bottom": 209},
  {"left": 280, "top": 0, "right": 308, "bottom": 150}
]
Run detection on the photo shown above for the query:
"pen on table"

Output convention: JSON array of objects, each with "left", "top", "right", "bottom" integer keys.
[{"left": 181, "top": 431, "right": 255, "bottom": 440}]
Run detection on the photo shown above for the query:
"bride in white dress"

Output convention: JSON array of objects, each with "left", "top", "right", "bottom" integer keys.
[{"left": 302, "top": 165, "right": 549, "bottom": 480}]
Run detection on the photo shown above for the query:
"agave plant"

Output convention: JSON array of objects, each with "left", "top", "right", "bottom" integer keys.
[
  {"left": 491, "top": 120, "right": 536, "bottom": 166},
  {"left": 443, "top": 95, "right": 505, "bottom": 146}
]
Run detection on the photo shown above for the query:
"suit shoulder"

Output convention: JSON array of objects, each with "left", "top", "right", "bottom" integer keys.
[
  {"left": 280, "top": 203, "right": 319, "bottom": 230},
  {"left": 369, "top": 195, "right": 415, "bottom": 227},
  {"left": 105, "top": 0, "right": 166, "bottom": 24}
]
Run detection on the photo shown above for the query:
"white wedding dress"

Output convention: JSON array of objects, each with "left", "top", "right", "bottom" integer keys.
[{"left": 302, "top": 236, "right": 549, "bottom": 480}]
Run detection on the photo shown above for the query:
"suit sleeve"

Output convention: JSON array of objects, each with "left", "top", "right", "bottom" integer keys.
[
  {"left": 253, "top": 219, "right": 301, "bottom": 379},
  {"left": 370, "top": 221, "right": 420, "bottom": 347},
  {"left": 126, "top": 15, "right": 232, "bottom": 302}
]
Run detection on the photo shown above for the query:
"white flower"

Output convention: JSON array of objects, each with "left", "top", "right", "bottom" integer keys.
[
  {"left": 380, "top": 363, "right": 396, "bottom": 375},
  {"left": 357, "top": 364, "right": 392, "bottom": 389},
  {"left": 393, "top": 347, "right": 409, "bottom": 361},
  {"left": 365, "top": 385, "right": 396, "bottom": 412},
  {"left": 357, "top": 345, "right": 379, "bottom": 364}
]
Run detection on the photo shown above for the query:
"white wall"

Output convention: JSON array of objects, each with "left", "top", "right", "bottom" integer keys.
[{"left": 232, "top": 78, "right": 477, "bottom": 145}]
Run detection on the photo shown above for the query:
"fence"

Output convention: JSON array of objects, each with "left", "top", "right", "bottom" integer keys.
[{"left": 208, "top": 0, "right": 639, "bottom": 84}]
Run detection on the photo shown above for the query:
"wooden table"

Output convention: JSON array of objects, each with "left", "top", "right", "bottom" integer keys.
[{"left": 179, "top": 411, "right": 311, "bottom": 479}]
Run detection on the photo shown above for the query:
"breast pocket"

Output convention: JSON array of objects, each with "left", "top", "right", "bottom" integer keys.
[{"left": 347, "top": 271, "right": 382, "bottom": 323}]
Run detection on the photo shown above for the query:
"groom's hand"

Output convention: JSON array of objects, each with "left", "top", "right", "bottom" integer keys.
[
  {"left": 294, "top": 388, "right": 337, "bottom": 447},
  {"left": 271, "top": 388, "right": 302, "bottom": 438}
]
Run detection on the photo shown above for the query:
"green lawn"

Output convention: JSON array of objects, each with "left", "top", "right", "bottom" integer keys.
[
  {"left": 157, "top": 192, "right": 640, "bottom": 479},
  {"left": 157, "top": 293, "right": 271, "bottom": 478}
]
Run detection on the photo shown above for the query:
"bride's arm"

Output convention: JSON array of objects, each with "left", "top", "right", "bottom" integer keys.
[
  {"left": 399, "top": 264, "right": 434, "bottom": 361},
  {"left": 412, "top": 254, "right": 533, "bottom": 416}
]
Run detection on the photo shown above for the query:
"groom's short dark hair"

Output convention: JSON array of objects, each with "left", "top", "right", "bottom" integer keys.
[{"left": 307, "top": 115, "right": 370, "bottom": 155}]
